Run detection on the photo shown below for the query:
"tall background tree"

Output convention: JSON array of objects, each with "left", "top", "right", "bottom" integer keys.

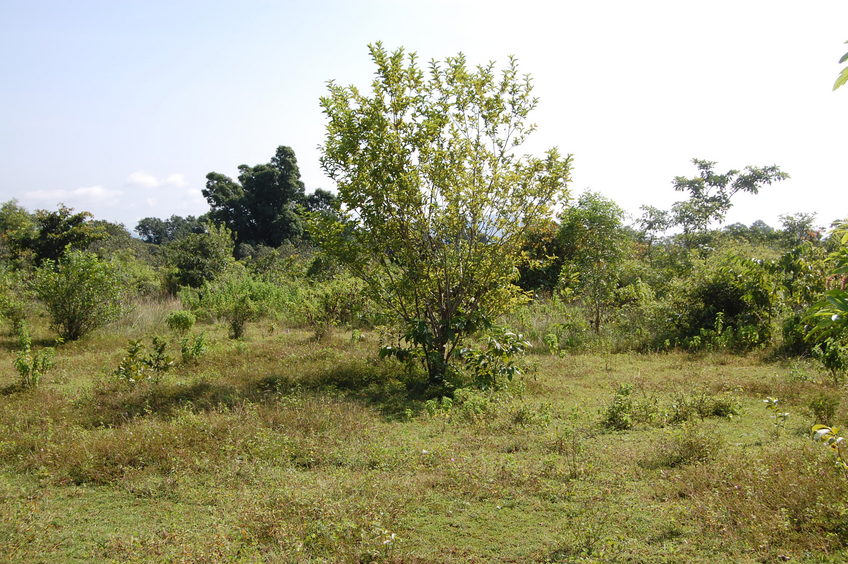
[{"left": 203, "top": 146, "right": 313, "bottom": 248}]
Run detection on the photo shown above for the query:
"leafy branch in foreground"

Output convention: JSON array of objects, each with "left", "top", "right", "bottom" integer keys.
[{"left": 834, "top": 40, "right": 848, "bottom": 91}]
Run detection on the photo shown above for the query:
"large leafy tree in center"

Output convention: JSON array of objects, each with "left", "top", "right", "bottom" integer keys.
[
  {"left": 316, "top": 43, "right": 572, "bottom": 385},
  {"left": 203, "top": 146, "right": 308, "bottom": 247}
]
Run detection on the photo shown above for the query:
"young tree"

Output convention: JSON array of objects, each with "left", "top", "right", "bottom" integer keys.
[
  {"left": 316, "top": 43, "right": 571, "bottom": 385},
  {"left": 557, "top": 192, "right": 631, "bottom": 332},
  {"left": 164, "top": 223, "right": 235, "bottom": 290},
  {"left": 33, "top": 250, "right": 126, "bottom": 340}
]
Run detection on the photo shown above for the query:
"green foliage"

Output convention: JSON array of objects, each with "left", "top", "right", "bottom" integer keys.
[
  {"left": 13, "top": 324, "right": 54, "bottom": 389},
  {"left": 204, "top": 146, "right": 334, "bottom": 247},
  {"left": 834, "top": 40, "right": 848, "bottom": 91},
  {"left": 602, "top": 384, "right": 635, "bottom": 431},
  {"left": 113, "top": 337, "right": 174, "bottom": 384},
  {"left": 19, "top": 204, "right": 106, "bottom": 265},
  {"left": 183, "top": 268, "right": 282, "bottom": 339},
  {"left": 0, "top": 270, "right": 32, "bottom": 335},
  {"left": 670, "top": 159, "right": 788, "bottom": 243},
  {"left": 671, "top": 251, "right": 780, "bottom": 350},
  {"left": 300, "top": 275, "right": 368, "bottom": 341},
  {"left": 455, "top": 330, "right": 531, "bottom": 389},
  {"left": 180, "top": 332, "right": 207, "bottom": 364},
  {"left": 33, "top": 249, "right": 126, "bottom": 341},
  {"left": 317, "top": 43, "right": 571, "bottom": 384},
  {"left": 110, "top": 251, "right": 163, "bottom": 298},
  {"left": 813, "top": 337, "right": 848, "bottom": 385},
  {"left": 556, "top": 191, "right": 632, "bottom": 332},
  {"left": 164, "top": 223, "right": 235, "bottom": 290},
  {"left": 165, "top": 310, "right": 196, "bottom": 336},
  {"left": 808, "top": 392, "right": 840, "bottom": 425},
  {"left": 135, "top": 214, "right": 206, "bottom": 245}
]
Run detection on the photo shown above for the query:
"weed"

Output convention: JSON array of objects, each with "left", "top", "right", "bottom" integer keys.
[
  {"left": 13, "top": 325, "right": 54, "bottom": 389},
  {"left": 644, "top": 423, "right": 723, "bottom": 468},
  {"left": 180, "top": 332, "right": 207, "bottom": 364}
]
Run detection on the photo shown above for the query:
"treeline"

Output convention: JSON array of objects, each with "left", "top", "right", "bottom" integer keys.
[{"left": 0, "top": 144, "right": 843, "bottom": 370}]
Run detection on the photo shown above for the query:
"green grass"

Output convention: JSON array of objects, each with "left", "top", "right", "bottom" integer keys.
[{"left": 1, "top": 310, "right": 848, "bottom": 562}]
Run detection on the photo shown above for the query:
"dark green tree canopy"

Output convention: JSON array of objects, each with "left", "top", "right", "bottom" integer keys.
[
  {"left": 135, "top": 214, "right": 207, "bottom": 245},
  {"left": 203, "top": 146, "right": 333, "bottom": 247},
  {"left": 17, "top": 204, "right": 106, "bottom": 265}
]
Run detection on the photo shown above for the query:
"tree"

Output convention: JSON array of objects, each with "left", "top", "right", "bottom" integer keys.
[
  {"left": 316, "top": 43, "right": 571, "bottom": 385},
  {"left": 9, "top": 204, "right": 105, "bottom": 265},
  {"left": 33, "top": 250, "right": 126, "bottom": 340},
  {"left": 557, "top": 192, "right": 630, "bottom": 332},
  {"left": 203, "top": 146, "right": 333, "bottom": 247},
  {"left": 135, "top": 215, "right": 207, "bottom": 245},
  {"left": 670, "top": 159, "right": 788, "bottom": 246},
  {"left": 164, "top": 223, "right": 235, "bottom": 290}
]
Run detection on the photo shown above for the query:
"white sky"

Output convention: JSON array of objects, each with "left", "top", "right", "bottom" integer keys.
[{"left": 1, "top": 0, "right": 846, "bottom": 231}]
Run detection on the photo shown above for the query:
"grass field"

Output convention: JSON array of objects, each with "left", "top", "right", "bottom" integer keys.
[{"left": 2, "top": 307, "right": 848, "bottom": 563}]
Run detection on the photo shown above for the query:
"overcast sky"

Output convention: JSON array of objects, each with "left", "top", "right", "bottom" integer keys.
[{"left": 1, "top": 0, "right": 846, "bottom": 232}]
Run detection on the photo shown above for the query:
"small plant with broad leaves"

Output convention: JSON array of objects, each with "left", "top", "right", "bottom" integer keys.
[
  {"left": 455, "top": 329, "right": 531, "bottom": 389},
  {"left": 13, "top": 324, "right": 54, "bottom": 389},
  {"left": 180, "top": 332, "right": 207, "bottom": 364},
  {"left": 764, "top": 396, "right": 790, "bottom": 437},
  {"left": 811, "top": 424, "right": 848, "bottom": 469},
  {"left": 114, "top": 336, "right": 174, "bottom": 384}
]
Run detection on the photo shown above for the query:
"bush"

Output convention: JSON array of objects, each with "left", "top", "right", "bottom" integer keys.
[
  {"left": 300, "top": 275, "right": 368, "bottom": 340},
  {"left": 165, "top": 310, "right": 196, "bottom": 336},
  {"left": 182, "top": 268, "right": 283, "bottom": 339},
  {"left": 33, "top": 249, "right": 126, "bottom": 340},
  {"left": 164, "top": 223, "right": 234, "bottom": 290},
  {"left": 13, "top": 324, "right": 54, "bottom": 389},
  {"left": 663, "top": 251, "right": 780, "bottom": 351}
]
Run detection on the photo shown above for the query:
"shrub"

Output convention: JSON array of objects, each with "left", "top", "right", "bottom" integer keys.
[
  {"left": 164, "top": 223, "right": 234, "bottom": 290},
  {"left": 180, "top": 332, "right": 207, "bottom": 364},
  {"left": 165, "top": 310, "right": 196, "bottom": 336},
  {"left": 113, "top": 337, "right": 174, "bottom": 384},
  {"left": 183, "top": 268, "right": 282, "bottom": 339},
  {"left": 13, "top": 324, "right": 54, "bottom": 389},
  {"left": 602, "top": 384, "right": 634, "bottom": 431},
  {"left": 0, "top": 271, "right": 31, "bottom": 335},
  {"left": 33, "top": 249, "right": 126, "bottom": 340},
  {"left": 663, "top": 251, "right": 780, "bottom": 351},
  {"left": 300, "top": 275, "right": 368, "bottom": 341},
  {"left": 813, "top": 337, "right": 848, "bottom": 385}
]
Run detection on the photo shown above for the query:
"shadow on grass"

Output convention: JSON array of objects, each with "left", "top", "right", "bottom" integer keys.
[
  {"left": 79, "top": 359, "right": 443, "bottom": 427},
  {"left": 253, "top": 360, "right": 440, "bottom": 419},
  {"left": 80, "top": 379, "right": 242, "bottom": 427}
]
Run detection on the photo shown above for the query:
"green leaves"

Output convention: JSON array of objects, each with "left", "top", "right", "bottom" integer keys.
[
  {"left": 33, "top": 250, "right": 126, "bottom": 341},
  {"left": 319, "top": 43, "right": 571, "bottom": 384},
  {"left": 834, "top": 41, "right": 848, "bottom": 91},
  {"left": 811, "top": 424, "right": 848, "bottom": 469}
]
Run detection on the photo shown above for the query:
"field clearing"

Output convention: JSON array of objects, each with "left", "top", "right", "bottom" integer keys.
[{"left": 1, "top": 319, "right": 847, "bottom": 563}]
